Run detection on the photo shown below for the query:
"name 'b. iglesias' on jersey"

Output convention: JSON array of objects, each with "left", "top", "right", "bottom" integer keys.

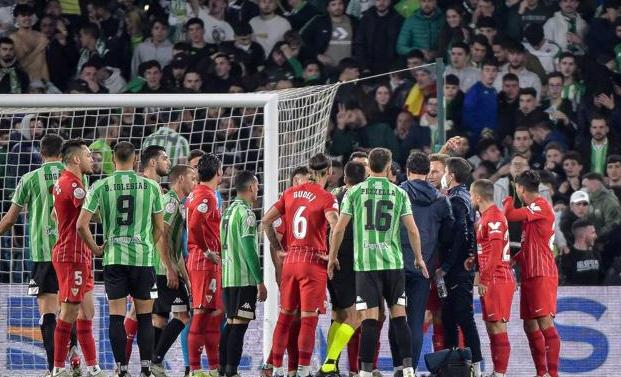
[
  {"left": 52, "top": 170, "right": 90, "bottom": 264},
  {"left": 476, "top": 205, "right": 514, "bottom": 284},
  {"left": 12, "top": 161, "right": 64, "bottom": 262},
  {"left": 186, "top": 184, "right": 221, "bottom": 271},
  {"left": 273, "top": 182, "right": 338, "bottom": 265},
  {"left": 82, "top": 170, "right": 164, "bottom": 267},
  {"left": 340, "top": 176, "right": 412, "bottom": 272}
]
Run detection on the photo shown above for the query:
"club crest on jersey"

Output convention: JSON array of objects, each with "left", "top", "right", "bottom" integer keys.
[
  {"left": 488, "top": 221, "right": 502, "bottom": 234},
  {"left": 197, "top": 203, "right": 208, "bottom": 213},
  {"left": 246, "top": 212, "right": 256, "bottom": 227},
  {"left": 273, "top": 217, "right": 282, "bottom": 227},
  {"left": 206, "top": 294, "right": 213, "bottom": 303},
  {"left": 71, "top": 288, "right": 79, "bottom": 296},
  {"left": 73, "top": 187, "right": 86, "bottom": 199},
  {"left": 527, "top": 203, "right": 542, "bottom": 213},
  {"left": 165, "top": 201, "right": 177, "bottom": 214},
  {"left": 374, "top": 181, "right": 384, "bottom": 190}
]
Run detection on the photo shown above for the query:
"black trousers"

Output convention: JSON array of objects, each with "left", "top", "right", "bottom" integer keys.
[{"left": 441, "top": 275, "right": 483, "bottom": 363}]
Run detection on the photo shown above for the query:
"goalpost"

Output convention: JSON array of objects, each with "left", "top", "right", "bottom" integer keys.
[{"left": 0, "top": 87, "right": 339, "bottom": 374}]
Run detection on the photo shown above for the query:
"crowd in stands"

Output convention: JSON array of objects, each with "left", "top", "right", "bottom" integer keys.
[{"left": 1, "top": 0, "right": 621, "bottom": 285}]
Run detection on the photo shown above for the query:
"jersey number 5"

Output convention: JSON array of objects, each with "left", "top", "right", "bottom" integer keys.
[
  {"left": 117, "top": 195, "right": 135, "bottom": 226},
  {"left": 364, "top": 199, "right": 393, "bottom": 232}
]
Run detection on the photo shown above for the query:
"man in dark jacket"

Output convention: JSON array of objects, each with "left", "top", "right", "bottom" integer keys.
[
  {"left": 437, "top": 157, "right": 483, "bottom": 373},
  {"left": 389, "top": 152, "right": 454, "bottom": 371},
  {"left": 0, "top": 37, "right": 29, "bottom": 94},
  {"left": 352, "top": 0, "right": 403, "bottom": 75}
]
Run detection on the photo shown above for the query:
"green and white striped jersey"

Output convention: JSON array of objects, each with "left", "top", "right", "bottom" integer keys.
[
  {"left": 142, "top": 127, "right": 190, "bottom": 165},
  {"left": 340, "top": 177, "right": 412, "bottom": 272},
  {"left": 153, "top": 190, "right": 185, "bottom": 275},
  {"left": 83, "top": 170, "right": 164, "bottom": 266},
  {"left": 220, "top": 198, "right": 262, "bottom": 287},
  {"left": 12, "top": 161, "right": 64, "bottom": 262}
]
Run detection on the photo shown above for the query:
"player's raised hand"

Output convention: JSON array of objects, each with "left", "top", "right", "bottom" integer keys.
[
  {"left": 257, "top": 283, "right": 267, "bottom": 302},
  {"left": 415, "top": 259, "right": 429, "bottom": 278},
  {"left": 327, "top": 257, "right": 340, "bottom": 280},
  {"left": 166, "top": 268, "right": 179, "bottom": 289}
]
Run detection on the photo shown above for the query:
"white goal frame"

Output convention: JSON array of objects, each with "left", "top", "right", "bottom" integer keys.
[{"left": 0, "top": 93, "right": 281, "bottom": 360}]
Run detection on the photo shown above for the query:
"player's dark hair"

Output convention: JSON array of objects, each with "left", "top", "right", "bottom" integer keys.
[
  {"left": 451, "top": 42, "right": 469, "bottom": 54},
  {"left": 514, "top": 170, "right": 540, "bottom": 193},
  {"left": 40, "top": 133, "right": 64, "bottom": 158},
  {"left": 583, "top": 172, "right": 604, "bottom": 183},
  {"left": 572, "top": 218, "right": 594, "bottom": 235},
  {"left": 519, "top": 87, "right": 538, "bottom": 99},
  {"left": 547, "top": 71, "right": 564, "bottom": 83},
  {"left": 189, "top": 149, "right": 206, "bottom": 162},
  {"left": 502, "top": 73, "right": 519, "bottom": 83},
  {"left": 234, "top": 170, "right": 257, "bottom": 192},
  {"left": 197, "top": 153, "right": 221, "bottom": 182},
  {"left": 406, "top": 152, "right": 430, "bottom": 175},
  {"left": 139, "top": 60, "right": 162, "bottom": 76},
  {"left": 113, "top": 141, "right": 136, "bottom": 163},
  {"left": 185, "top": 17, "right": 204, "bottom": 30},
  {"left": 290, "top": 166, "right": 311, "bottom": 185},
  {"left": 349, "top": 151, "right": 368, "bottom": 162},
  {"left": 140, "top": 145, "right": 166, "bottom": 169},
  {"left": 344, "top": 161, "right": 366, "bottom": 186},
  {"left": 470, "top": 179, "right": 495, "bottom": 201},
  {"left": 61, "top": 138, "right": 87, "bottom": 163},
  {"left": 445, "top": 157, "right": 472, "bottom": 184},
  {"left": 607, "top": 154, "right": 621, "bottom": 165},
  {"left": 562, "top": 150, "right": 583, "bottom": 165},
  {"left": 590, "top": 114, "right": 608, "bottom": 126},
  {"left": 309, "top": 153, "right": 332, "bottom": 179},
  {"left": 368, "top": 148, "right": 392, "bottom": 173}
]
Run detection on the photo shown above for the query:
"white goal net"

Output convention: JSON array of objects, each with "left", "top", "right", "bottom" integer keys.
[{"left": 0, "top": 86, "right": 338, "bottom": 374}]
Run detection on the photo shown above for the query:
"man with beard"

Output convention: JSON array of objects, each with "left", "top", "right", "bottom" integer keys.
[
  {"left": 578, "top": 116, "right": 621, "bottom": 174},
  {"left": 493, "top": 41, "right": 541, "bottom": 98},
  {"left": 143, "top": 109, "right": 191, "bottom": 165},
  {"left": 0, "top": 37, "right": 29, "bottom": 93}
]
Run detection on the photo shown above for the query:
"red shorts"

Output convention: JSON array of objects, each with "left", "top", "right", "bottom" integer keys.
[
  {"left": 520, "top": 276, "right": 558, "bottom": 320},
  {"left": 480, "top": 280, "right": 515, "bottom": 322},
  {"left": 189, "top": 269, "right": 223, "bottom": 310},
  {"left": 426, "top": 283, "right": 442, "bottom": 312},
  {"left": 53, "top": 261, "right": 94, "bottom": 303},
  {"left": 280, "top": 262, "right": 327, "bottom": 313}
]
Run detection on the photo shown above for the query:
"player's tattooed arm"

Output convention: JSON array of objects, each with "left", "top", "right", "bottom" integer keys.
[
  {"left": 327, "top": 213, "right": 350, "bottom": 280},
  {"left": 261, "top": 206, "right": 284, "bottom": 253},
  {"left": 152, "top": 212, "right": 164, "bottom": 245}
]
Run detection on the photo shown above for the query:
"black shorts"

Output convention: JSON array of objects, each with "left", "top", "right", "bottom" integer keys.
[
  {"left": 355, "top": 269, "right": 406, "bottom": 310},
  {"left": 328, "top": 264, "right": 356, "bottom": 310},
  {"left": 103, "top": 265, "right": 157, "bottom": 300},
  {"left": 28, "top": 261, "right": 59, "bottom": 296},
  {"left": 223, "top": 286, "right": 257, "bottom": 320},
  {"left": 153, "top": 275, "right": 190, "bottom": 315}
]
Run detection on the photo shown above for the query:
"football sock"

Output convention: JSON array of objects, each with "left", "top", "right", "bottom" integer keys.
[
  {"left": 347, "top": 327, "right": 360, "bottom": 373},
  {"left": 181, "top": 321, "right": 190, "bottom": 367},
  {"left": 360, "top": 319, "right": 378, "bottom": 372},
  {"left": 153, "top": 326, "right": 163, "bottom": 352},
  {"left": 76, "top": 319, "right": 97, "bottom": 366},
  {"left": 391, "top": 317, "right": 413, "bottom": 367},
  {"left": 373, "top": 321, "right": 382, "bottom": 370},
  {"left": 205, "top": 313, "right": 223, "bottom": 370},
  {"left": 70, "top": 323, "right": 77, "bottom": 349},
  {"left": 287, "top": 317, "right": 300, "bottom": 372},
  {"left": 188, "top": 312, "right": 208, "bottom": 371},
  {"left": 321, "top": 322, "right": 355, "bottom": 373},
  {"left": 266, "top": 350, "right": 273, "bottom": 366},
  {"left": 526, "top": 329, "right": 547, "bottom": 377},
  {"left": 219, "top": 322, "right": 231, "bottom": 376},
  {"left": 136, "top": 313, "right": 154, "bottom": 375},
  {"left": 327, "top": 320, "right": 340, "bottom": 350},
  {"left": 41, "top": 313, "right": 56, "bottom": 371},
  {"left": 490, "top": 332, "right": 510, "bottom": 374},
  {"left": 432, "top": 323, "right": 445, "bottom": 351},
  {"left": 109, "top": 315, "right": 128, "bottom": 367},
  {"left": 124, "top": 317, "right": 138, "bottom": 361},
  {"left": 53, "top": 319, "right": 72, "bottom": 368},
  {"left": 271, "top": 313, "right": 295, "bottom": 368},
  {"left": 298, "top": 316, "right": 319, "bottom": 366},
  {"left": 153, "top": 318, "right": 186, "bottom": 364},
  {"left": 541, "top": 327, "right": 560, "bottom": 377},
  {"left": 225, "top": 323, "right": 249, "bottom": 376}
]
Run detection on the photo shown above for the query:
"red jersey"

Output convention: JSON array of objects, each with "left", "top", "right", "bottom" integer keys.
[
  {"left": 476, "top": 205, "right": 513, "bottom": 285},
  {"left": 504, "top": 196, "right": 558, "bottom": 280},
  {"left": 273, "top": 182, "right": 338, "bottom": 265},
  {"left": 273, "top": 216, "right": 287, "bottom": 249},
  {"left": 186, "top": 184, "right": 221, "bottom": 271},
  {"left": 52, "top": 170, "right": 90, "bottom": 263}
]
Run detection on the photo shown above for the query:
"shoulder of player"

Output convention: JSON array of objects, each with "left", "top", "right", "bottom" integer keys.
[{"left": 87, "top": 176, "right": 109, "bottom": 192}]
